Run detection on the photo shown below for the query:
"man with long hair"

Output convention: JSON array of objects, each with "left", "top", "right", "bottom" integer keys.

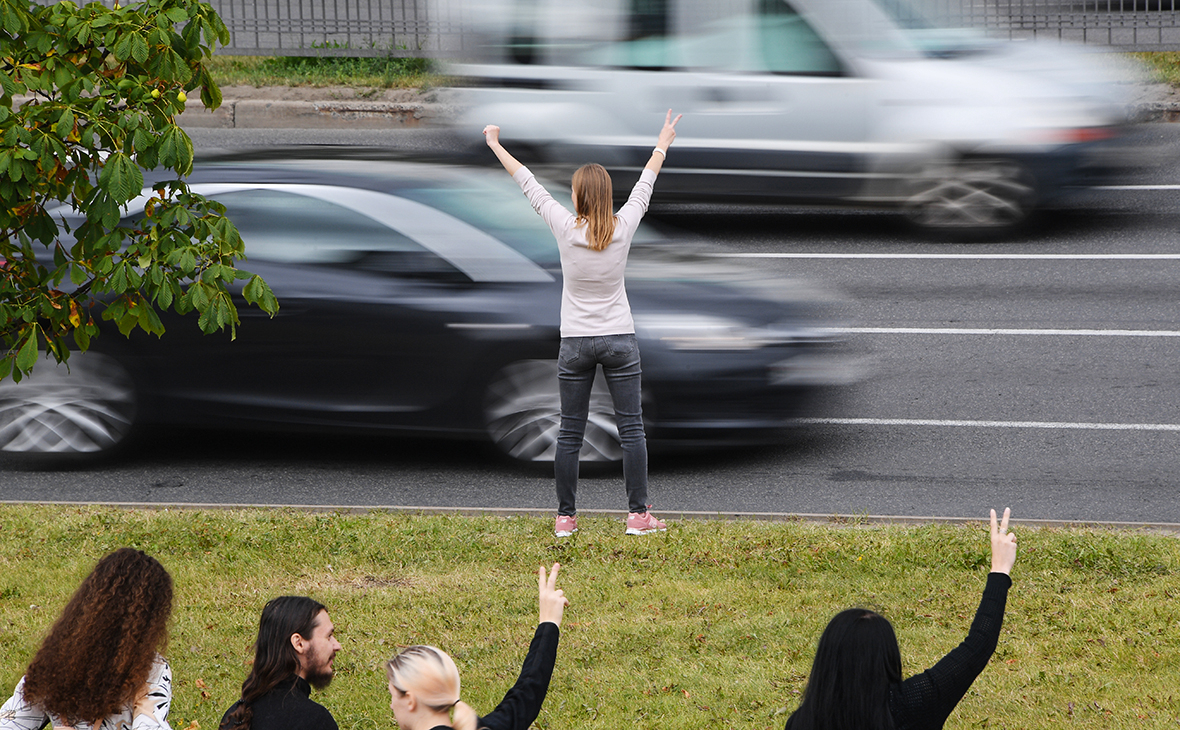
[
  {"left": 219, "top": 596, "right": 343, "bottom": 730},
  {"left": 0, "top": 548, "right": 174, "bottom": 729}
]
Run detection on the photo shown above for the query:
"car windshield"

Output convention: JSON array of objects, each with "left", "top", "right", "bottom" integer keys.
[{"left": 398, "top": 174, "right": 666, "bottom": 269}]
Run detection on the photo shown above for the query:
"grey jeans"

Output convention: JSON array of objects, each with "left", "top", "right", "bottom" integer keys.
[{"left": 555, "top": 334, "right": 649, "bottom": 515}]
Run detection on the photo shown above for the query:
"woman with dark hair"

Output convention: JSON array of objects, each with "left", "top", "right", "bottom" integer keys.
[
  {"left": 220, "top": 595, "right": 341, "bottom": 730},
  {"left": 0, "top": 548, "right": 174, "bottom": 729},
  {"left": 785, "top": 508, "right": 1019, "bottom": 730},
  {"left": 384, "top": 564, "right": 569, "bottom": 730},
  {"left": 484, "top": 111, "right": 681, "bottom": 538}
]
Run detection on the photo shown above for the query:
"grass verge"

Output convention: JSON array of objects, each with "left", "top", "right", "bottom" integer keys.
[
  {"left": 1129, "top": 52, "right": 1180, "bottom": 87},
  {"left": 0, "top": 506, "right": 1177, "bottom": 729},
  {"left": 203, "top": 55, "right": 440, "bottom": 90}
]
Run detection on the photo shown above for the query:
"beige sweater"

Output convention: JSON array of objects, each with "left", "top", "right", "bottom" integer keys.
[{"left": 513, "top": 167, "right": 657, "bottom": 338}]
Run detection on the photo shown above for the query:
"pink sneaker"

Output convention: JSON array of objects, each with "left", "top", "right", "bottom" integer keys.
[
  {"left": 625, "top": 510, "right": 667, "bottom": 536},
  {"left": 554, "top": 515, "right": 578, "bottom": 537}
]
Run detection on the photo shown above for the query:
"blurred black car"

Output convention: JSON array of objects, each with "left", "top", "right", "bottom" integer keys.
[{"left": 0, "top": 151, "right": 852, "bottom": 464}]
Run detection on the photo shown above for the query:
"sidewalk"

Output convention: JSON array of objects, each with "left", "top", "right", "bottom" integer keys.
[
  {"left": 177, "top": 82, "right": 1180, "bottom": 129},
  {"left": 177, "top": 84, "right": 455, "bottom": 129}
]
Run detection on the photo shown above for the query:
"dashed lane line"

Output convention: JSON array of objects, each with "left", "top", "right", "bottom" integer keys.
[
  {"left": 830, "top": 327, "right": 1180, "bottom": 337},
  {"left": 709, "top": 253, "right": 1180, "bottom": 260},
  {"left": 797, "top": 417, "right": 1180, "bottom": 432}
]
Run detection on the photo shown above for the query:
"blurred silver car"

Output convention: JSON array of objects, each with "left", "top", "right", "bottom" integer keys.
[{"left": 440, "top": 0, "right": 1137, "bottom": 234}]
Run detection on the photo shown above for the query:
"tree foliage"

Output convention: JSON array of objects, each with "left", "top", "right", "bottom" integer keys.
[{"left": 0, "top": 0, "right": 278, "bottom": 382}]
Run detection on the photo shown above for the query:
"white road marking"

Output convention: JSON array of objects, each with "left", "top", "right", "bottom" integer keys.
[
  {"left": 1093, "top": 184, "right": 1180, "bottom": 190},
  {"left": 798, "top": 417, "right": 1180, "bottom": 432},
  {"left": 831, "top": 327, "right": 1180, "bottom": 337},
  {"left": 709, "top": 253, "right": 1180, "bottom": 260}
]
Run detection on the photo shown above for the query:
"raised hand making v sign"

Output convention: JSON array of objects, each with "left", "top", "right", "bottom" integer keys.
[{"left": 990, "top": 507, "right": 1018, "bottom": 575}]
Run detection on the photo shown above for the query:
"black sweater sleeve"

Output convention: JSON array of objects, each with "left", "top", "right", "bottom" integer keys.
[
  {"left": 889, "top": 572, "right": 1012, "bottom": 730},
  {"left": 476, "top": 622, "right": 560, "bottom": 730}
]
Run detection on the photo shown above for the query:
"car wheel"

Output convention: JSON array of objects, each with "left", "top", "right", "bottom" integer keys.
[
  {"left": 903, "top": 158, "right": 1035, "bottom": 234},
  {"left": 0, "top": 352, "right": 137, "bottom": 456},
  {"left": 483, "top": 359, "right": 622, "bottom": 463}
]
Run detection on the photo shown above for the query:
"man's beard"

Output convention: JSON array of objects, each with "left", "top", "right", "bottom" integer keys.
[
  {"left": 307, "top": 667, "right": 334, "bottom": 690},
  {"left": 304, "top": 647, "right": 335, "bottom": 690}
]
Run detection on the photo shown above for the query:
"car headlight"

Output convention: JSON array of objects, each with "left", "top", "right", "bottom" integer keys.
[{"left": 634, "top": 313, "right": 828, "bottom": 351}]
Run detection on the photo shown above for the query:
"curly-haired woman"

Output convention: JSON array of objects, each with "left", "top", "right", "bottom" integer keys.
[{"left": 0, "top": 547, "right": 175, "bottom": 730}]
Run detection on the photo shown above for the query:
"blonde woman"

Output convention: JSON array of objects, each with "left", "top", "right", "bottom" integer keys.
[
  {"left": 484, "top": 111, "right": 681, "bottom": 537},
  {"left": 385, "top": 564, "right": 569, "bottom": 730}
]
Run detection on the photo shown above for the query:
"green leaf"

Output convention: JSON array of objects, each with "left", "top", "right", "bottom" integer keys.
[
  {"left": 15, "top": 330, "right": 39, "bottom": 373},
  {"left": 158, "top": 126, "right": 180, "bottom": 167},
  {"left": 55, "top": 108, "right": 75, "bottom": 139},
  {"left": 97, "top": 152, "right": 143, "bottom": 204},
  {"left": 189, "top": 282, "right": 209, "bottom": 310},
  {"left": 130, "top": 32, "right": 149, "bottom": 64},
  {"left": 137, "top": 298, "right": 165, "bottom": 336},
  {"left": 73, "top": 324, "right": 91, "bottom": 351},
  {"left": 117, "top": 308, "right": 138, "bottom": 337},
  {"left": 197, "top": 304, "right": 212, "bottom": 333},
  {"left": 70, "top": 264, "right": 87, "bottom": 285},
  {"left": 109, "top": 262, "right": 129, "bottom": 293},
  {"left": 0, "top": 69, "right": 17, "bottom": 97},
  {"left": 112, "top": 30, "right": 134, "bottom": 61},
  {"left": 165, "top": 7, "right": 189, "bottom": 23},
  {"left": 157, "top": 280, "right": 173, "bottom": 308},
  {"left": 242, "top": 274, "right": 279, "bottom": 315},
  {"left": 199, "top": 66, "right": 221, "bottom": 109}
]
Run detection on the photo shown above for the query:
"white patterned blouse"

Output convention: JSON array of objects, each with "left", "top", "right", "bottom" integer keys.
[{"left": 0, "top": 656, "right": 172, "bottom": 730}]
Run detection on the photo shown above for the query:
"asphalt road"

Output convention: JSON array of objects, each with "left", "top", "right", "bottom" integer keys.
[{"left": 3, "top": 125, "right": 1180, "bottom": 524}]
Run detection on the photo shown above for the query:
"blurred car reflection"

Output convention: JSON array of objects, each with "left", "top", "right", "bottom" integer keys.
[
  {"left": 0, "top": 152, "right": 854, "bottom": 464},
  {"left": 441, "top": 0, "right": 1138, "bottom": 235}
]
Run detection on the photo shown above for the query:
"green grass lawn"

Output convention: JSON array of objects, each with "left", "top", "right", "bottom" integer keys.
[
  {"left": 203, "top": 55, "right": 440, "bottom": 90},
  {"left": 0, "top": 506, "right": 1176, "bottom": 729},
  {"left": 1131, "top": 52, "right": 1180, "bottom": 87}
]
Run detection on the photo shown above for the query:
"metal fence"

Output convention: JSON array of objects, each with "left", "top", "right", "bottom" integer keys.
[
  {"left": 897, "top": 0, "right": 1180, "bottom": 48},
  {"left": 33, "top": 1, "right": 1180, "bottom": 54},
  {"left": 204, "top": 0, "right": 465, "bottom": 57}
]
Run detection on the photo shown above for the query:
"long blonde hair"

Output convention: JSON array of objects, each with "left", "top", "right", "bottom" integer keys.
[
  {"left": 571, "top": 163, "right": 616, "bottom": 251},
  {"left": 386, "top": 645, "right": 478, "bottom": 730}
]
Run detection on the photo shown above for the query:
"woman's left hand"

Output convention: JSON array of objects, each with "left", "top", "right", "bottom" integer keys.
[
  {"left": 483, "top": 124, "right": 501, "bottom": 147},
  {"left": 538, "top": 563, "right": 569, "bottom": 627}
]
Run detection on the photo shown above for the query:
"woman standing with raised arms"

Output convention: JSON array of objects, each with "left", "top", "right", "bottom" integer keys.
[{"left": 484, "top": 111, "right": 681, "bottom": 538}]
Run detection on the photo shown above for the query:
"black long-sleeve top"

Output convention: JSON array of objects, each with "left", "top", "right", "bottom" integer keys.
[
  {"left": 889, "top": 571, "right": 1012, "bottom": 730},
  {"left": 220, "top": 675, "right": 338, "bottom": 730},
  {"left": 428, "top": 621, "right": 560, "bottom": 730}
]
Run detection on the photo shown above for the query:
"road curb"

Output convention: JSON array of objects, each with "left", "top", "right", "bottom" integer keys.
[
  {"left": 175, "top": 98, "right": 1180, "bottom": 129},
  {"left": 3, "top": 500, "right": 1178, "bottom": 533},
  {"left": 11, "top": 95, "right": 1180, "bottom": 129}
]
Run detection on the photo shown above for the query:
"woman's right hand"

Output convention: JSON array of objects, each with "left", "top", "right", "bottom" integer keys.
[
  {"left": 990, "top": 507, "right": 1017, "bottom": 575},
  {"left": 538, "top": 563, "right": 569, "bottom": 627},
  {"left": 483, "top": 124, "right": 501, "bottom": 147},
  {"left": 656, "top": 109, "right": 682, "bottom": 151}
]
